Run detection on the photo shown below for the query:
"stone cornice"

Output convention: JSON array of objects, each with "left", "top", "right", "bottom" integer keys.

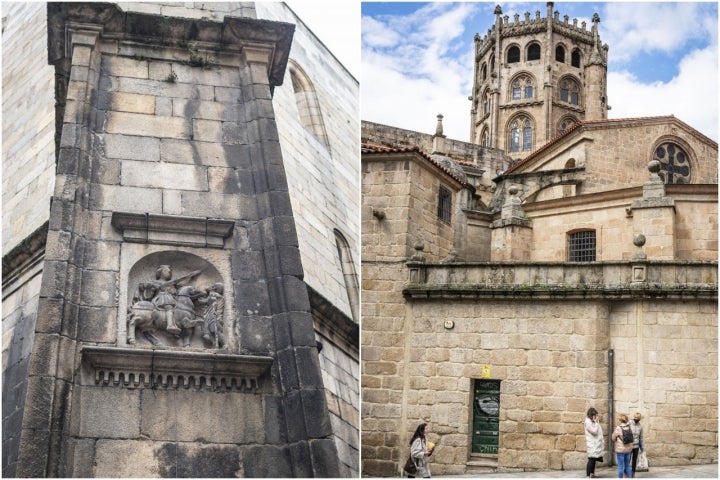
[
  {"left": 81, "top": 345, "right": 273, "bottom": 391},
  {"left": 47, "top": 2, "right": 294, "bottom": 87},
  {"left": 307, "top": 285, "right": 358, "bottom": 354},
  {"left": 111, "top": 212, "right": 234, "bottom": 248},
  {"left": 2, "top": 221, "right": 48, "bottom": 286},
  {"left": 403, "top": 261, "right": 718, "bottom": 301}
]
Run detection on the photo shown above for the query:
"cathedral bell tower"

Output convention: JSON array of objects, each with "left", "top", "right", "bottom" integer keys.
[{"left": 470, "top": 2, "right": 608, "bottom": 160}]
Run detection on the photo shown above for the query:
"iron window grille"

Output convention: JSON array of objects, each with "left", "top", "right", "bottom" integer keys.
[
  {"left": 438, "top": 186, "right": 452, "bottom": 224},
  {"left": 568, "top": 230, "right": 596, "bottom": 261}
]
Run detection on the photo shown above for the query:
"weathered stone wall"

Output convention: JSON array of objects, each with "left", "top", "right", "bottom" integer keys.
[
  {"left": 609, "top": 299, "right": 718, "bottom": 466},
  {"left": 362, "top": 261, "right": 718, "bottom": 475},
  {"left": 1, "top": 3, "right": 56, "bottom": 254},
  {"left": 1, "top": 256, "right": 43, "bottom": 477},
  {"left": 258, "top": 3, "right": 360, "bottom": 322}
]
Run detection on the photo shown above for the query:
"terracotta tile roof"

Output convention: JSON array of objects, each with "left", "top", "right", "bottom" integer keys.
[
  {"left": 504, "top": 115, "right": 716, "bottom": 174},
  {"left": 361, "top": 142, "right": 468, "bottom": 186}
]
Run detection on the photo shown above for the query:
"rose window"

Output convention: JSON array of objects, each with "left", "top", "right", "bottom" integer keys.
[{"left": 653, "top": 142, "right": 690, "bottom": 184}]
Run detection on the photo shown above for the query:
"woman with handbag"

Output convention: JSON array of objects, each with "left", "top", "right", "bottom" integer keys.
[
  {"left": 405, "top": 423, "right": 433, "bottom": 478},
  {"left": 630, "top": 412, "right": 645, "bottom": 476},
  {"left": 584, "top": 407, "right": 604, "bottom": 478}
]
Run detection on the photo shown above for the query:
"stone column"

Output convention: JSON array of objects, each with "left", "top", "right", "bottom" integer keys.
[
  {"left": 490, "top": 185, "right": 533, "bottom": 260},
  {"left": 630, "top": 160, "right": 676, "bottom": 259}
]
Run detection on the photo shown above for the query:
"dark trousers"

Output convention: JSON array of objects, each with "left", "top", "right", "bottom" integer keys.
[
  {"left": 587, "top": 457, "right": 599, "bottom": 476},
  {"left": 631, "top": 448, "right": 639, "bottom": 474}
]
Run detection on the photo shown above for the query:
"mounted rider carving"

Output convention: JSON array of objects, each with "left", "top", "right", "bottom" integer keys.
[{"left": 128, "top": 265, "right": 202, "bottom": 344}]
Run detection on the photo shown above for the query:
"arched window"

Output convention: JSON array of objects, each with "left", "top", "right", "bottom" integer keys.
[
  {"left": 559, "top": 77, "right": 580, "bottom": 105},
  {"left": 289, "top": 62, "right": 330, "bottom": 150},
  {"left": 508, "top": 115, "right": 533, "bottom": 153},
  {"left": 334, "top": 229, "right": 359, "bottom": 322},
  {"left": 510, "top": 74, "right": 534, "bottom": 100},
  {"left": 558, "top": 116, "right": 578, "bottom": 134},
  {"left": 571, "top": 49, "right": 581, "bottom": 67},
  {"left": 555, "top": 45, "right": 565, "bottom": 63},
  {"left": 480, "top": 128, "right": 489, "bottom": 147},
  {"left": 481, "top": 62, "right": 487, "bottom": 81},
  {"left": 482, "top": 89, "right": 491, "bottom": 114},
  {"left": 490, "top": 54, "right": 495, "bottom": 71},
  {"left": 507, "top": 46, "right": 520, "bottom": 63},
  {"left": 527, "top": 43, "right": 541, "bottom": 61},
  {"left": 653, "top": 142, "right": 691, "bottom": 184}
]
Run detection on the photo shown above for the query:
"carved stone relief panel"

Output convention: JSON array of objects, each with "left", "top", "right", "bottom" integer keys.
[{"left": 124, "top": 250, "right": 227, "bottom": 349}]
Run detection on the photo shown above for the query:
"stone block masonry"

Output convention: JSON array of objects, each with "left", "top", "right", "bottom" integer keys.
[{"left": 14, "top": 3, "right": 340, "bottom": 478}]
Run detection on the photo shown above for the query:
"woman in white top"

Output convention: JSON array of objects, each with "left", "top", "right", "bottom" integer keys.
[
  {"left": 408, "top": 423, "right": 433, "bottom": 478},
  {"left": 584, "top": 407, "right": 604, "bottom": 478}
]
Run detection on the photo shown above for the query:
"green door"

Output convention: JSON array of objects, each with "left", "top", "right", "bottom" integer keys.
[{"left": 472, "top": 379, "right": 500, "bottom": 454}]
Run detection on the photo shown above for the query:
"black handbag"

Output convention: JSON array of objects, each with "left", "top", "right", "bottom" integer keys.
[{"left": 403, "top": 456, "right": 417, "bottom": 475}]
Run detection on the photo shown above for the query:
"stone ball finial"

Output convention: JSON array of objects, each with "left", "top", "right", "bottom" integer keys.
[
  {"left": 592, "top": 12, "right": 600, "bottom": 23},
  {"left": 648, "top": 160, "right": 661, "bottom": 174},
  {"left": 508, "top": 185, "right": 519, "bottom": 196},
  {"left": 633, "top": 233, "right": 646, "bottom": 247},
  {"left": 414, "top": 240, "right": 425, "bottom": 252},
  {"left": 494, "top": 5, "right": 502, "bottom": 15}
]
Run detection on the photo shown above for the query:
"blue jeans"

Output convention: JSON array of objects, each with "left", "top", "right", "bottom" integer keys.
[{"left": 616, "top": 451, "right": 632, "bottom": 478}]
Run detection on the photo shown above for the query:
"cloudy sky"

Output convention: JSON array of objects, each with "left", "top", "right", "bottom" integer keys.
[{"left": 361, "top": 2, "right": 719, "bottom": 142}]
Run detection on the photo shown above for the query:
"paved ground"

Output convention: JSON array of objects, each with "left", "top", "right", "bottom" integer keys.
[{"left": 434, "top": 463, "right": 717, "bottom": 478}]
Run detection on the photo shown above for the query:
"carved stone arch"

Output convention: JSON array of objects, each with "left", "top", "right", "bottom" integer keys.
[
  {"left": 557, "top": 114, "right": 579, "bottom": 135},
  {"left": 505, "top": 43, "right": 521, "bottom": 64},
  {"left": 333, "top": 229, "right": 359, "bottom": 323},
  {"left": 526, "top": 41, "right": 541, "bottom": 61},
  {"left": 509, "top": 71, "right": 537, "bottom": 101},
  {"left": 648, "top": 135, "right": 696, "bottom": 184},
  {"left": 126, "top": 251, "right": 225, "bottom": 348},
  {"left": 506, "top": 111, "right": 536, "bottom": 153},
  {"left": 288, "top": 59, "right": 330, "bottom": 150},
  {"left": 558, "top": 74, "right": 582, "bottom": 106}
]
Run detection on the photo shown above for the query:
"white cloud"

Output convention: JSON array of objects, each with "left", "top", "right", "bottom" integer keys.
[
  {"left": 601, "top": 3, "right": 718, "bottom": 64},
  {"left": 608, "top": 45, "right": 718, "bottom": 141}
]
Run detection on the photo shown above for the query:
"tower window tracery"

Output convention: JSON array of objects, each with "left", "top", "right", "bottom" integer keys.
[
  {"left": 508, "top": 115, "right": 533, "bottom": 152},
  {"left": 555, "top": 45, "right": 565, "bottom": 63},
  {"left": 559, "top": 77, "right": 580, "bottom": 105},
  {"left": 558, "top": 116, "right": 578, "bottom": 134},
  {"left": 653, "top": 141, "right": 691, "bottom": 184},
  {"left": 510, "top": 75, "right": 534, "bottom": 101},
  {"left": 507, "top": 46, "right": 520, "bottom": 63},
  {"left": 527, "top": 43, "right": 541, "bottom": 61},
  {"left": 571, "top": 49, "right": 581, "bottom": 67}
]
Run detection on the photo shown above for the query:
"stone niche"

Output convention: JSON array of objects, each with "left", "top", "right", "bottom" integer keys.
[{"left": 123, "top": 250, "right": 226, "bottom": 349}]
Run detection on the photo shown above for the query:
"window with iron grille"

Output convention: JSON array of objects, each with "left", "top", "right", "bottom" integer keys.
[
  {"left": 568, "top": 230, "right": 596, "bottom": 261},
  {"left": 438, "top": 186, "right": 452, "bottom": 224}
]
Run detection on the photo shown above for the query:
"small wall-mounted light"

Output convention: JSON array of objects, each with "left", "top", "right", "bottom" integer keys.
[
  {"left": 444, "top": 320, "right": 455, "bottom": 330},
  {"left": 372, "top": 209, "right": 385, "bottom": 220}
]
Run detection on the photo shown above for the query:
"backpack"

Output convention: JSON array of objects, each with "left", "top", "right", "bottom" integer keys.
[{"left": 620, "top": 425, "right": 633, "bottom": 444}]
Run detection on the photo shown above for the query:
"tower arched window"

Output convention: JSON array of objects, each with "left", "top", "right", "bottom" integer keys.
[
  {"left": 481, "top": 62, "right": 487, "bottom": 81},
  {"left": 527, "top": 43, "right": 541, "bottom": 61},
  {"left": 490, "top": 54, "right": 495, "bottom": 71},
  {"left": 333, "top": 229, "right": 359, "bottom": 323},
  {"left": 511, "top": 75, "right": 534, "bottom": 100},
  {"left": 507, "top": 46, "right": 520, "bottom": 64},
  {"left": 555, "top": 45, "right": 565, "bottom": 63},
  {"left": 653, "top": 141, "right": 691, "bottom": 184},
  {"left": 559, "top": 77, "right": 580, "bottom": 105},
  {"left": 480, "top": 127, "right": 489, "bottom": 147},
  {"left": 558, "top": 116, "right": 578, "bottom": 134},
  {"left": 482, "top": 89, "right": 491, "bottom": 114},
  {"left": 289, "top": 61, "right": 330, "bottom": 150},
  {"left": 571, "top": 49, "right": 581, "bottom": 67},
  {"left": 508, "top": 115, "right": 533, "bottom": 153}
]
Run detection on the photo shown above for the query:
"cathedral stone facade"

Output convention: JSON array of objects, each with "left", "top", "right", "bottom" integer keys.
[
  {"left": 361, "top": 2, "right": 717, "bottom": 476},
  {"left": 2, "top": 2, "right": 358, "bottom": 477}
]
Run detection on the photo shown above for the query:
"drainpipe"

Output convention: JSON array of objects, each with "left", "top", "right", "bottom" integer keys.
[{"left": 608, "top": 349, "right": 614, "bottom": 467}]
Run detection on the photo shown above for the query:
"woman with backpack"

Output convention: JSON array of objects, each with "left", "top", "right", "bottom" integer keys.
[{"left": 612, "top": 413, "right": 634, "bottom": 478}]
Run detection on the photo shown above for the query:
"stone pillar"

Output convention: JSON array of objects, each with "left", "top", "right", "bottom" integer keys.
[
  {"left": 490, "top": 185, "right": 533, "bottom": 260},
  {"left": 630, "top": 161, "right": 676, "bottom": 259},
  {"left": 16, "top": 3, "right": 339, "bottom": 477}
]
